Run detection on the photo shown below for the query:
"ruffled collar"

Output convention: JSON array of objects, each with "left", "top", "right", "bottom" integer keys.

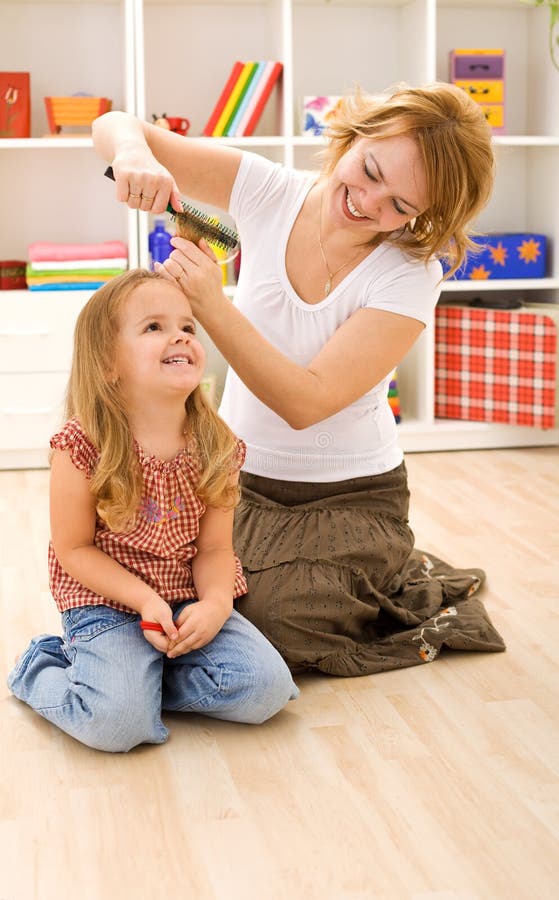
[{"left": 134, "top": 440, "right": 200, "bottom": 474}]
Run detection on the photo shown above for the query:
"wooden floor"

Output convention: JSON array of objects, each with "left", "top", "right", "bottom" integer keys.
[{"left": 1, "top": 448, "right": 558, "bottom": 900}]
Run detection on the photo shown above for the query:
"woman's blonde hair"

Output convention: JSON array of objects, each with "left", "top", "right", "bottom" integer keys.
[
  {"left": 65, "top": 268, "right": 240, "bottom": 532},
  {"left": 320, "top": 82, "right": 495, "bottom": 276}
]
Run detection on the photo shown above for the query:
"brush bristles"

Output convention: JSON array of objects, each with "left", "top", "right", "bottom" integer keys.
[{"left": 171, "top": 203, "right": 240, "bottom": 253}]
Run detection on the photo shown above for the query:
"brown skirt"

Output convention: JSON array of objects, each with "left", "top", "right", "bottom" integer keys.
[{"left": 234, "top": 462, "right": 505, "bottom": 677}]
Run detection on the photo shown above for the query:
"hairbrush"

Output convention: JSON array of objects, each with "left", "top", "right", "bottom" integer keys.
[{"left": 104, "top": 166, "right": 240, "bottom": 261}]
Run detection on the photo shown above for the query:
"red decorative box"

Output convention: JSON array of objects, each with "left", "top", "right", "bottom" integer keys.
[
  {"left": 0, "top": 72, "right": 30, "bottom": 137},
  {"left": 435, "top": 305, "right": 557, "bottom": 429},
  {"left": 0, "top": 260, "right": 27, "bottom": 289}
]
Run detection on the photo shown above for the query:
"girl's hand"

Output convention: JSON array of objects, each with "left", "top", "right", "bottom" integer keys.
[
  {"left": 139, "top": 595, "right": 179, "bottom": 653},
  {"left": 166, "top": 599, "right": 231, "bottom": 657},
  {"left": 156, "top": 237, "right": 226, "bottom": 320},
  {"left": 111, "top": 151, "right": 183, "bottom": 215}
]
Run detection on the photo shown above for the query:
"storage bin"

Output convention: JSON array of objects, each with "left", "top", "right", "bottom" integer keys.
[
  {"left": 444, "top": 233, "right": 547, "bottom": 281},
  {"left": 434, "top": 304, "right": 558, "bottom": 429}
]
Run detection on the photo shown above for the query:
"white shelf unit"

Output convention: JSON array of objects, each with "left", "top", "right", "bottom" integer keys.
[
  {"left": 1, "top": 0, "right": 558, "bottom": 469},
  {"left": 0, "top": 0, "right": 137, "bottom": 469}
]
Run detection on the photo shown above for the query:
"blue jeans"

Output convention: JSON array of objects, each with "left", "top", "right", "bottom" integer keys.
[{"left": 7, "top": 602, "right": 299, "bottom": 753}]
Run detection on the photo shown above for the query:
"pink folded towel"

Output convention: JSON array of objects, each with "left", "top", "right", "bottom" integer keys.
[{"left": 28, "top": 241, "right": 128, "bottom": 262}]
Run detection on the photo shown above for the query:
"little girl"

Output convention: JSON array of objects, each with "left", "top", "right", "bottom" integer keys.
[{"left": 8, "top": 268, "right": 298, "bottom": 752}]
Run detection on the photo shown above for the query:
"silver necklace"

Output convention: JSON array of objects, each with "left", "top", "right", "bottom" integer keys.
[{"left": 318, "top": 190, "right": 365, "bottom": 296}]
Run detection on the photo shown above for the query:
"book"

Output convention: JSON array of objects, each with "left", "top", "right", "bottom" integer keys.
[
  {"left": 226, "top": 61, "right": 266, "bottom": 136},
  {"left": 0, "top": 72, "right": 30, "bottom": 137},
  {"left": 213, "top": 61, "right": 256, "bottom": 137},
  {"left": 202, "top": 61, "right": 244, "bottom": 137},
  {"left": 237, "top": 61, "right": 283, "bottom": 137},
  {"left": 222, "top": 61, "right": 261, "bottom": 136},
  {"left": 222, "top": 61, "right": 259, "bottom": 136}
]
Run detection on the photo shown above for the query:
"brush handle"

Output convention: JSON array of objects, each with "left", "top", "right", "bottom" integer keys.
[{"left": 104, "top": 166, "right": 174, "bottom": 214}]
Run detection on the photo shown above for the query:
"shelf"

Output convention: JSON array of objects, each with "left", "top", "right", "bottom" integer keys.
[
  {"left": 441, "top": 278, "right": 559, "bottom": 293},
  {"left": 206, "top": 136, "right": 289, "bottom": 148},
  {"left": 0, "top": 137, "right": 93, "bottom": 149},
  {"left": 399, "top": 419, "right": 559, "bottom": 453},
  {"left": 3, "top": 134, "right": 559, "bottom": 152},
  {"left": 494, "top": 136, "right": 559, "bottom": 148},
  {"left": 0, "top": 0, "right": 557, "bottom": 469}
]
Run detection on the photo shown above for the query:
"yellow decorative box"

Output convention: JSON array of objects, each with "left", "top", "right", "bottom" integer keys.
[
  {"left": 449, "top": 48, "right": 505, "bottom": 134},
  {"left": 44, "top": 96, "right": 112, "bottom": 134},
  {"left": 454, "top": 80, "right": 503, "bottom": 104}
]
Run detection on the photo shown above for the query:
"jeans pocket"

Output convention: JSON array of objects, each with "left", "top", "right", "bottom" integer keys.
[{"left": 63, "top": 605, "right": 138, "bottom": 644}]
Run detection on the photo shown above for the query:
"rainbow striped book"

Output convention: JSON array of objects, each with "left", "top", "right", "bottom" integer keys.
[
  {"left": 236, "top": 61, "right": 283, "bottom": 136},
  {"left": 212, "top": 62, "right": 257, "bottom": 137},
  {"left": 225, "top": 61, "right": 267, "bottom": 136}
]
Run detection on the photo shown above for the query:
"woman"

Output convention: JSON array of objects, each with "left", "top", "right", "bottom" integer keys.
[{"left": 92, "top": 82, "right": 505, "bottom": 677}]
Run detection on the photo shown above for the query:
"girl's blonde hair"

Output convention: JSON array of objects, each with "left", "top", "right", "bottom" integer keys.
[
  {"left": 65, "top": 268, "right": 240, "bottom": 532},
  {"left": 320, "top": 82, "right": 496, "bottom": 277}
]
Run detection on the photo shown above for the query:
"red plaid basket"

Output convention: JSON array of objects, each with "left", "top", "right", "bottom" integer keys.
[{"left": 435, "top": 305, "right": 557, "bottom": 428}]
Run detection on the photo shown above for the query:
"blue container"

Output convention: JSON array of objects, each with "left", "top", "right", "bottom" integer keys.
[
  {"left": 443, "top": 233, "right": 547, "bottom": 280},
  {"left": 149, "top": 220, "right": 172, "bottom": 266}
]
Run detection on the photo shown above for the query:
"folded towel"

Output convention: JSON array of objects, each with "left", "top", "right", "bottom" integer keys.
[
  {"left": 26, "top": 265, "right": 126, "bottom": 280},
  {"left": 28, "top": 257, "right": 128, "bottom": 272},
  {"left": 26, "top": 274, "right": 116, "bottom": 286},
  {"left": 28, "top": 241, "right": 128, "bottom": 262}
]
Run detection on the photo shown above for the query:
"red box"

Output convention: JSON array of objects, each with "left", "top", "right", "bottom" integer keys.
[
  {"left": 0, "top": 260, "right": 27, "bottom": 290},
  {"left": 0, "top": 72, "right": 30, "bottom": 137},
  {"left": 435, "top": 305, "right": 557, "bottom": 429}
]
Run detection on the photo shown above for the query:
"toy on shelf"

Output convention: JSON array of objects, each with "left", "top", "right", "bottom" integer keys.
[
  {"left": 152, "top": 114, "right": 190, "bottom": 135},
  {"left": 449, "top": 48, "right": 505, "bottom": 133},
  {"left": 44, "top": 94, "right": 112, "bottom": 134}
]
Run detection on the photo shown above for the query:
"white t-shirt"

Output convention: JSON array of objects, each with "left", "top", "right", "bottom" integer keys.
[{"left": 219, "top": 152, "right": 442, "bottom": 482}]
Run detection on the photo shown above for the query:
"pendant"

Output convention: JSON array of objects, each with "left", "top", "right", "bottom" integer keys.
[{"left": 324, "top": 278, "right": 332, "bottom": 296}]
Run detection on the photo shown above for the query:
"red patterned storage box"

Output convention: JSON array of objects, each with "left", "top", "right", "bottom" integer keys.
[
  {"left": 435, "top": 305, "right": 557, "bottom": 429},
  {"left": 0, "top": 260, "right": 27, "bottom": 289}
]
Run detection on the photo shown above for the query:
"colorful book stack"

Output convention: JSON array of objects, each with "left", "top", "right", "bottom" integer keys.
[
  {"left": 203, "top": 61, "right": 283, "bottom": 137},
  {"left": 26, "top": 240, "right": 128, "bottom": 291},
  {"left": 388, "top": 369, "right": 401, "bottom": 423}
]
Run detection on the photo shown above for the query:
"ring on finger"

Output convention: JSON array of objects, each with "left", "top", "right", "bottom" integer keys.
[{"left": 129, "top": 192, "right": 142, "bottom": 199}]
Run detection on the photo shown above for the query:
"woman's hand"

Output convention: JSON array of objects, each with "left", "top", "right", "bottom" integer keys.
[
  {"left": 110, "top": 150, "right": 183, "bottom": 215},
  {"left": 156, "top": 237, "right": 227, "bottom": 321},
  {"left": 166, "top": 598, "right": 232, "bottom": 657}
]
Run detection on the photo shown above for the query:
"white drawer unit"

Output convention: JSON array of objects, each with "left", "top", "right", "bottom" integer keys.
[
  {"left": 0, "top": 293, "right": 87, "bottom": 374},
  {"left": 0, "top": 291, "right": 89, "bottom": 468},
  {"left": 0, "top": 372, "right": 68, "bottom": 468}
]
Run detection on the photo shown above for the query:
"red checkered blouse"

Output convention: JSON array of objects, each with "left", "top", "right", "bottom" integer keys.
[{"left": 48, "top": 418, "right": 248, "bottom": 614}]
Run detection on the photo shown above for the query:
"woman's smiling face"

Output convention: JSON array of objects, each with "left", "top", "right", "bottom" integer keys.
[{"left": 325, "top": 133, "right": 429, "bottom": 237}]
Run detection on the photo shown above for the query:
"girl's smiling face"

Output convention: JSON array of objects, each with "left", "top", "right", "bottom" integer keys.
[
  {"left": 112, "top": 280, "right": 206, "bottom": 403},
  {"left": 325, "top": 133, "right": 429, "bottom": 237}
]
